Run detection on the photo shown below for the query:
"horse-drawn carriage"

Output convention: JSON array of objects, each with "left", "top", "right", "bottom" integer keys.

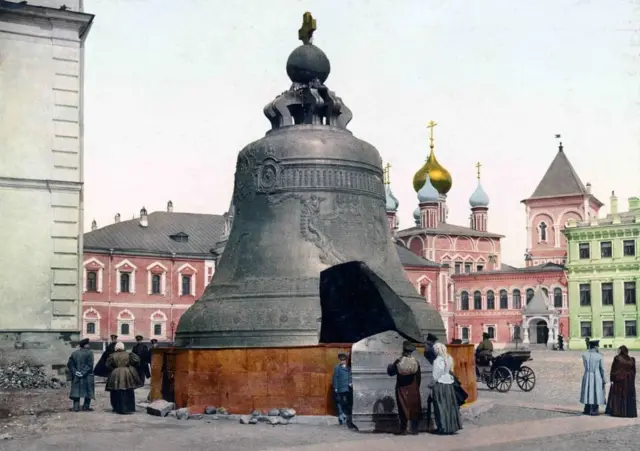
[{"left": 476, "top": 350, "right": 536, "bottom": 393}]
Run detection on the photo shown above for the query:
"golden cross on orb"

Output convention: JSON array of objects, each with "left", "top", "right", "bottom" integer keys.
[
  {"left": 427, "top": 120, "right": 438, "bottom": 149},
  {"left": 383, "top": 163, "right": 391, "bottom": 185},
  {"left": 298, "top": 12, "right": 316, "bottom": 45},
  {"left": 476, "top": 161, "right": 482, "bottom": 180}
]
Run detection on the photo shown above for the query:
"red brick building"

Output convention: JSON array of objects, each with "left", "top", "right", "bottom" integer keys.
[{"left": 81, "top": 202, "right": 225, "bottom": 345}]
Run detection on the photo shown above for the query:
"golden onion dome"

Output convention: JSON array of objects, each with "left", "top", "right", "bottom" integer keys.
[
  {"left": 412, "top": 148, "right": 453, "bottom": 194},
  {"left": 412, "top": 120, "right": 453, "bottom": 194}
]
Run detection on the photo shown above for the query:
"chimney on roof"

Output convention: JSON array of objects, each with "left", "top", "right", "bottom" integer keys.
[
  {"left": 140, "top": 207, "right": 148, "bottom": 227},
  {"left": 610, "top": 191, "right": 618, "bottom": 215},
  {"left": 586, "top": 182, "right": 592, "bottom": 194},
  {"left": 114, "top": 213, "right": 121, "bottom": 223},
  {"left": 91, "top": 219, "right": 97, "bottom": 231},
  {"left": 167, "top": 200, "right": 173, "bottom": 213}
]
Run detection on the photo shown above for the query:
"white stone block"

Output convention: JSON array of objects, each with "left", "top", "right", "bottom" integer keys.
[
  {"left": 54, "top": 120, "right": 79, "bottom": 138},
  {"left": 53, "top": 269, "right": 78, "bottom": 285},
  {"left": 53, "top": 237, "right": 78, "bottom": 254},
  {"left": 51, "top": 285, "right": 78, "bottom": 301},
  {"left": 53, "top": 104, "right": 79, "bottom": 122},
  {"left": 53, "top": 207, "right": 78, "bottom": 223},
  {"left": 54, "top": 89, "right": 79, "bottom": 107},
  {"left": 52, "top": 253, "right": 77, "bottom": 269},
  {"left": 54, "top": 74, "right": 79, "bottom": 92},
  {"left": 53, "top": 135, "right": 79, "bottom": 152}
]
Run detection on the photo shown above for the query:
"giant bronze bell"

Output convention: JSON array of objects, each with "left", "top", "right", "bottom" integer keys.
[{"left": 176, "top": 13, "right": 445, "bottom": 348}]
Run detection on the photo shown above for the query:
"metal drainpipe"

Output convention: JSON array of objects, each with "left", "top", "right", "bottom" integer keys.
[
  {"left": 108, "top": 249, "right": 114, "bottom": 341},
  {"left": 170, "top": 253, "right": 176, "bottom": 337}
]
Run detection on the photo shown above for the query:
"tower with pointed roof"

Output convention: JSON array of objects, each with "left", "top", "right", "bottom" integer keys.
[
  {"left": 469, "top": 162, "right": 490, "bottom": 232},
  {"left": 384, "top": 163, "right": 400, "bottom": 234},
  {"left": 522, "top": 138, "right": 603, "bottom": 267}
]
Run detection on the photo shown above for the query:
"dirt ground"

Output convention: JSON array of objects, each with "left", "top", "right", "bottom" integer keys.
[{"left": 0, "top": 382, "right": 145, "bottom": 440}]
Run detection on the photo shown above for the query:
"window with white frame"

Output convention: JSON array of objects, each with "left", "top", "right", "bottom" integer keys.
[
  {"left": 83, "top": 258, "right": 105, "bottom": 293},
  {"left": 115, "top": 259, "right": 137, "bottom": 294},
  {"left": 177, "top": 263, "right": 197, "bottom": 296},
  {"left": 117, "top": 310, "right": 135, "bottom": 339},
  {"left": 149, "top": 310, "right": 167, "bottom": 339},
  {"left": 147, "top": 262, "right": 168, "bottom": 295},
  {"left": 82, "top": 308, "right": 101, "bottom": 338},
  {"left": 485, "top": 325, "right": 496, "bottom": 340},
  {"left": 460, "top": 326, "right": 470, "bottom": 343}
]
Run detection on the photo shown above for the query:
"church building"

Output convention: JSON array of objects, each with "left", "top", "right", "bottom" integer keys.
[{"left": 395, "top": 127, "right": 600, "bottom": 348}]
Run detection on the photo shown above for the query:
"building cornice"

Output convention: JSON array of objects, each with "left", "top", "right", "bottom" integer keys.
[
  {"left": 84, "top": 248, "right": 215, "bottom": 261},
  {"left": 567, "top": 262, "right": 640, "bottom": 274},
  {"left": 563, "top": 224, "right": 640, "bottom": 238},
  {"left": 0, "top": 176, "right": 82, "bottom": 191},
  {"left": 0, "top": 2, "right": 94, "bottom": 38}
]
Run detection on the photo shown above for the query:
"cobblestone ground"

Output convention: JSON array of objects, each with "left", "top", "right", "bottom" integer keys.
[{"left": 0, "top": 350, "right": 638, "bottom": 451}]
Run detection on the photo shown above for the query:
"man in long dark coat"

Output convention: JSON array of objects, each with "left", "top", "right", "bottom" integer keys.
[
  {"left": 132, "top": 335, "right": 151, "bottom": 383},
  {"left": 94, "top": 334, "right": 118, "bottom": 377},
  {"left": 67, "top": 338, "right": 95, "bottom": 412},
  {"left": 423, "top": 333, "right": 438, "bottom": 431},
  {"left": 387, "top": 341, "right": 422, "bottom": 435}
]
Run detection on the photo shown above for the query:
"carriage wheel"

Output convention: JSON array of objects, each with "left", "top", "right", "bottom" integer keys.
[
  {"left": 516, "top": 366, "right": 536, "bottom": 392},
  {"left": 492, "top": 366, "right": 513, "bottom": 393},
  {"left": 485, "top": 371, "right": 497, "bottom": 390}
]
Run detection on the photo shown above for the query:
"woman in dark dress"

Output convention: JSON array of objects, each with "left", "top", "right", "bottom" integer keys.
[
  {"left": 606, "top": 345, "right": 637, "bottom": 417},
  {"left": 431, "top": 342, "right": 463, "bottom": 434},
  {"left": 387, "top": 341, "right": 422, "bottom": 435},
  {"left": 105, "top": 342, "right": 143, "bottom": 414}
]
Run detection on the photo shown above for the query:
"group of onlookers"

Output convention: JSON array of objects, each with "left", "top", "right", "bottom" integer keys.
[
  {"left": 332, "top": 333, "right": 466, "bottom": 435},
  {"left": 66, "top": 335, "right": 156, "bottom": 414},
  {"left": 580, "top": 339, "right": 637, "bottom": 418}
]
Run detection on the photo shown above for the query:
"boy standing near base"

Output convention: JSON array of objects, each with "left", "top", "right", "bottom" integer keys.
[{"left": 332, "top": 352, "right": 352, "bottom": 425}]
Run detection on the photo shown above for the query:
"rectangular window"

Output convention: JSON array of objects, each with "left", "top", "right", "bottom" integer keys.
[
  {"left": 120, "top": 273, "right": 130, "bottom": 293},
  {"left": 151, "top": 275, "right": 161, "bottom": 294},
  {"left": 625, "top": 320, "right": 637, "bottom": 338},
  {"left": 181, "top": 275, "right": 191, "bottom": 296},
  {"left": 602, "top": 321, "right": 614, "bottom": 338},
  {"left": 454, "top": 262, "right": 462, "bottom": 274},
  {"left": 513, "top": 325, "right": 521, "bottom": 340},
  {"left": 580, "top": 321, "right": 592, "bottom": 338},
  {"left": 476, "top": 265, "right": 484, "bottom": 272},
  {"left": 153, "top": 323, "right": 162, "bottom": 336},
  {"left": 623, "top": 240, "right": 636, "bottom": 257},
  {"left": 486, "top": 326, "right": 496, "bottom": 339},
  {"left": 86, "top": 322, "right": 95, "bottom": 334},
  {"left": 579, "top": 243, "right": 590, "bottom": 259},
  {"left": 601, "top": 283, "right": 613, "bottom": 306},
  {"left": 120, "top": 323, "right": 130, "bottom": 336},
  {"left": 464, "top": 263, "right": 472, "bottom": 273},
  {"left": 461, "top": 327, "right": 469, "bottom": 341},
  {"left": 86, "top": 272, "right": 97, "bottom": 292},
  {"left": 600, "top": 241, "right": 612, "bottom": 258},
  {"left": 624, "top": 282, "right": 636, "bottom": 305},
  {"left": 579, "top": 284, "right": 591, "bottom": 306}
]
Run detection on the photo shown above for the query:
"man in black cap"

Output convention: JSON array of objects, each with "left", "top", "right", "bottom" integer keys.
[
  {"left": 475, "top": 332, "right": 494, "bottom": 380},
  {"left": 332, "top": 352, "right": 352, "bottom": 426},
  {"left": 132, "top": 335, "right": 151, "bottom": 384},
  {"left": 94, "top": 334, "right": 118, "bottom": 377},
  {"left": 424, "top": 333, "right": 438, "bottom": 365},
  {"left": 387, "top": 341, "right": 422, "bottom": 435},
  {"left": 67, "top": 338, "right": 95, "bottom": 412},
  {"left": 580, "top": 339, "right": 606, "bottom": 415}
]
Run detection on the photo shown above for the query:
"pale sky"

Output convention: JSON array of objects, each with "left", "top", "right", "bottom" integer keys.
[{"left": 83, "top": 0, "right": 640, "bottom": 266}]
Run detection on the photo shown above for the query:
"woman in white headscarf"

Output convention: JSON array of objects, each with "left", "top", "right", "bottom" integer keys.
[
  {"left": 430, "top": 343, "right": 462, "bottom": 434},
  {"left": 105, "top": 342, "right": 143, "bottom": 414}
]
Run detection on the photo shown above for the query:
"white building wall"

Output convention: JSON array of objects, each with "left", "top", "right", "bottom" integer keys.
[{"left": 0, "top": 3, "right": 92, "bottom": 344}]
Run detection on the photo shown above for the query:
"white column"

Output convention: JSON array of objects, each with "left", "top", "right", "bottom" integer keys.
[{"left": 523, "top": 323, "right": 530, "bottom": 344}]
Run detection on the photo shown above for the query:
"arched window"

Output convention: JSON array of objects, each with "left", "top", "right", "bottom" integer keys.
[
  {"left": 499, "top": 290, "right": 508, "bottom": 309},
  {"left": 542, "top": 287, "right": 549, "bottom": 297},
  {"left": 151, "top": 274, "right": 161, "bottom": 294},
  {"left": 473, "top": 291, "right": 482, "bottom": 310},
  {"left": 539, "top": 222, "right": 547, "bottom": 241},
  {"left": 526, "top": 288, "right": 535, "bottom": 304},
  {"left": 120, "top": 273, "right": 130, "bottom": 293},
  {"left": 460, "top": 291, "right": 469, "bottom": 311},
  {"left": 419, "top": 284, "right": 426, "bottom": 297},
  {"left": 86, "top": 272, "right": 97, "bottom": 292},
  {"left": 554, "top": 287, "right": 563, "bottom": 308},
  {"left": 486, "top": 291, "right": 495, "bottom": 309},
  {"left": 513, "top": 289, "right": 522, "bottom": 309}
]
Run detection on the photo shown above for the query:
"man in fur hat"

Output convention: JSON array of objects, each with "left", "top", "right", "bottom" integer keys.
[
  {"left": 67, "top": 338, "right": 95, "bottom": 412},
  {"left": 387, "top": 341, "right": 422, "bottom": 435}
]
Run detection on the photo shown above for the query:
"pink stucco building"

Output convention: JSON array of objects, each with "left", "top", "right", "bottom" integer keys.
[{"left": 390, "top": 137, "right": 601, "bottom": 348}]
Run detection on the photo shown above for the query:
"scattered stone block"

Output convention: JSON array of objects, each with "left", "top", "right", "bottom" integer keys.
[
  {"left": 216, "top": 407, "right": 229, "bottom": 415},
  {"left": 189, "top": 413, "right": 203, "bottom": 420},
  {"left": 239, "top": 415, "right": 252, "bottom": 424},
  {"left": 0, "top": 433, "right": 13, "bottom": 440},
  {"left": 204, "top": 406, "right": 217, "bottom": 415},
  {"left": 280, "top": 408, "right": 296, "bottom": 419},
  {"left": 251, "top": 409, "right": 262, "bottom": 417},
  {"left": 175, "top": 408, "right": 190, "bottom": 420},
  {"left": 146, "top": 400, "right": 175, "bottom": 417},
  {"left": 268, "top": 408, "right": 280, "bottom": 416},
  {"left": 249, "top": 417, "right": 258, "bottom": 424},
  {"left": 268, "top": 416, "right": 281, "bottom": 425},
  {"left": 203, "top": 414, "right": 219, "bottom": 422}
]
